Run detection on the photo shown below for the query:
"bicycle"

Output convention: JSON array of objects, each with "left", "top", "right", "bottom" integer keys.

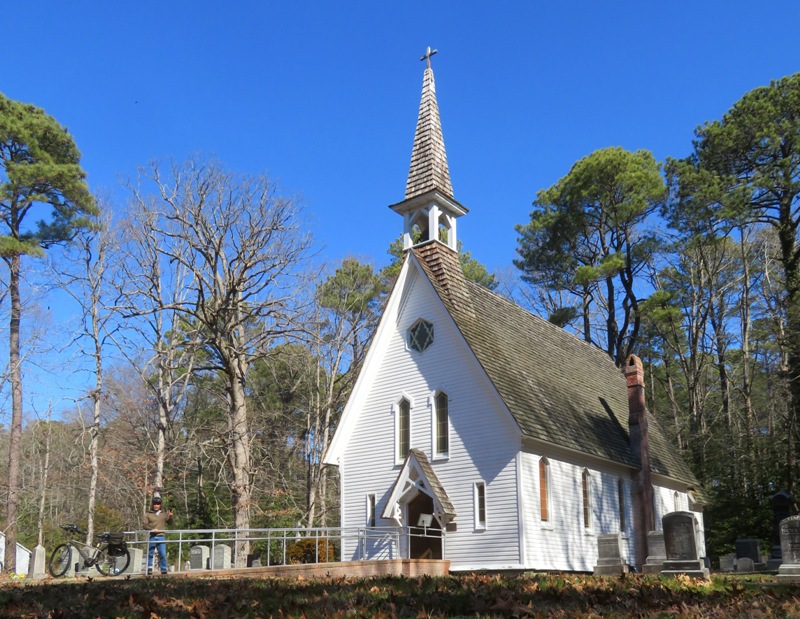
[{"left": 48, "top": 524, "right": 131, "bottom": 577}]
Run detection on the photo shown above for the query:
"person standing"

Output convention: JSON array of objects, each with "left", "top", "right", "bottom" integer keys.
[{"left": 145, "top": 496, "right": 173, "bottom": 575}]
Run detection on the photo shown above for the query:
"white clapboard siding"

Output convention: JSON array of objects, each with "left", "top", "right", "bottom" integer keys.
[
  {"left": 519, "top": 452, "right": 636, "bottom": 571},
  {"left": 341, "top": 269, "right": 522, "bottom": 568}
]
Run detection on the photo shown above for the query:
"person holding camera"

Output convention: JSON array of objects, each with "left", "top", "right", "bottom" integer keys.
[{"left": 144, "top": 496, "right": 173, "bottom": 575}]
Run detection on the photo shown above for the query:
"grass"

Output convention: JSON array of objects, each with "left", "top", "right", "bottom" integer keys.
[{"left": 1, "top": 571, "right": 799, "bottom": 618}]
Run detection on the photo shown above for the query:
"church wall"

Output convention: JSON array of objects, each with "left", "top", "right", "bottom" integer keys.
[
  {"left": 519, "top": 450, "right": 636, "bottom": 571},
  {"left": 339, "top": 270, "right": 523, "bottom": 569}
]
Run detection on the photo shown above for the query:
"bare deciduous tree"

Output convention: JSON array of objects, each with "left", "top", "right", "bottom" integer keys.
[
  {"left": 128, "top": 158, "right": 311, "bottom": 565},
  {"left": 54, "top": 210, "right": 117, "bottom": 544},
  {"left": 114, "top": 192, "right": 201, "bottom": 496}
]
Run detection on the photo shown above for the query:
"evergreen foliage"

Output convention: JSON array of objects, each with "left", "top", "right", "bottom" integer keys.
[{"left": 0, "top": 93, "right": 97, "bottom": 572}]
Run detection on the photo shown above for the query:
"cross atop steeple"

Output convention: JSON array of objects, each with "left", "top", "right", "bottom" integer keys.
[{"left": 420, "top": 46, "right": 438, "bottom": 69}]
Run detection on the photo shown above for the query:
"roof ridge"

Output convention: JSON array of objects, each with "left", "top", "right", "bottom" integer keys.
[{"left": 413, "top": 243, "right": 476, "bottom": 318}]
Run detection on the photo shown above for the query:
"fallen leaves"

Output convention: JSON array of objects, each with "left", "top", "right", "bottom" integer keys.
[{"left": 0, "top": 572, "right": 799, "bottom": 618}]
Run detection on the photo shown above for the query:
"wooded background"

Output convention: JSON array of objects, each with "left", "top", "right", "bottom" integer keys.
[{"left": 2, "top": 73, "right": 799, "bottom": 571}]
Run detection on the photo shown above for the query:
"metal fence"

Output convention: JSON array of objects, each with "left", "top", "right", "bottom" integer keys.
[{"left": 125, "top": 526, "right": 404, "bottom": 573}]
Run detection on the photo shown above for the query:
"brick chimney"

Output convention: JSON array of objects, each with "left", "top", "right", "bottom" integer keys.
[{"left": 626, "top": 354, "right": 654, "bottom": 570}]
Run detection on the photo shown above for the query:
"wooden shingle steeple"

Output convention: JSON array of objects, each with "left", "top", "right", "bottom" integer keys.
[{"left": 390, "top": 48, "right": 468, "bottom": 252}]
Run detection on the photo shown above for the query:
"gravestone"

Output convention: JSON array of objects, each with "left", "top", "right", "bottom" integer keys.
[
  {"left": 212, "top": 544, "right": 232, "bottom": 570},
  {"left": 58, "top": 549, "right": 76, "bottom": 578},
  {"left": 766, "top": 545, "right": 783, "bottom": 572},
  {"left": 768, "top": 492, "right": 793, "bottom": 570},
  {"left": 189, "top": 545, "right": 210, "bottom": 570},
  {"left": 736, "top": 557, "right": 755, "bottom": 573},
  {"left": 660, "top": 511, "right": 709, "bottom": 578},
  {"left": 247, "top": 553, "right": 261, "bottom": 568},
  {"left": 778, "top": 515, "right": 800, "bottom": 581},
  {"left": 127, "top": 547, "right": 143, "bottom": 575},
  {"left": 27, "top": 545, "right": 46, "bottom": 580},
  {"left": 718, "top": 552, "right": 736, "bottom": 572},
  {"left": 642, "top": 530, "right": 666, "bottom": 574},
  {"left": 735, "top": 538, "right": 766, "bottom": 571},
  {"left": 593, "top": 534, "right": 629, "bottom": 576}
]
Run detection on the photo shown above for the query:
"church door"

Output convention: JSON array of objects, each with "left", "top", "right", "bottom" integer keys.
[{"left": 406, "top": 492, "right": 442, "bottom": 559}]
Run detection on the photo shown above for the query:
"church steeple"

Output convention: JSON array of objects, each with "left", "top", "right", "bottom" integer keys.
[
  {"left": 405, "top": 47, "right": 453, "bottom": 200},
  {"left": 390, "top": 47, "right": 468, "bottom": 252}
]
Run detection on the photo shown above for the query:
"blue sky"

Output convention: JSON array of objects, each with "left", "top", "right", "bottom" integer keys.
[{"left": 3, "top": 1, "right": 800, "bottom": 415}]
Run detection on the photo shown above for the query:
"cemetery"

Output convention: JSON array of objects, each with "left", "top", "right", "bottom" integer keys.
[{"left": 15, "top": 490, "right": 800, "bottom": 584}]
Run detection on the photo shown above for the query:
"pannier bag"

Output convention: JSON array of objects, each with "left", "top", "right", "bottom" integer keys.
[{"left": 106, "top": 533, "right": 128, "bottom": 557}]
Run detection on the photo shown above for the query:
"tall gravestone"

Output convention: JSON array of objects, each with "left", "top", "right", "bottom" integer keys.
[
  {"left": 660, "top": 511, "right": 709, "bottom": 579},
  {"left": 768, "top": 492, "right": 793, "bottom": 570},
  {"left": 642, "top": 530, "right": 666, "bottom": 574},
  {"left": 189, "top": 545, "right": 210, "bottom": 570},
  {"left": 127, "top": 547, "right": 144, "bottom": 575},
  {"left": 593, "top": 534, "right": 629, "bottom": 575},
  {"left": 27, "top": 545, "right": 46, "bottom": 580},
  {"left": 778, "top": 515, "right": 800, "bottom": 581},
  {"left": 212, "top": 544, "right": 232, "bottom": 570}
]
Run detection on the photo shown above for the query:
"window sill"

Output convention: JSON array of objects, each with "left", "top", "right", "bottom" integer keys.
[
  {"left": 432, "top": 453, "right": 449, "bottom": 462},
  {"left": 540, "top": 523, "right": 554, "bottom": 531},
  {"left": 473, "top": 526, "right": 487, "bottom": 532}
]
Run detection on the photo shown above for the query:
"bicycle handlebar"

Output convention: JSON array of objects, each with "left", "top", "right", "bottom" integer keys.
[{"left": 60, "top": 523, "right": 87, "bottom": 536}]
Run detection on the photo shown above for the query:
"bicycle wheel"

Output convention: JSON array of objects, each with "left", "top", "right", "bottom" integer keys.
[
  {"left": 95, "top": 545, "right": 130, "bottom": 576},
  {"left": 49, "top": 544, "right": 72, "bottom": 577}
]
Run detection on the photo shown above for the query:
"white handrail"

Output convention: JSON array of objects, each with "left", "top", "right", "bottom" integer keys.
[{"left": 125, "top": 526, "right": 406, "bottom": 572}]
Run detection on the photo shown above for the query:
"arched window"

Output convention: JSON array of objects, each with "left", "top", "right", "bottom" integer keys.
[
  {"left": 397, "top": 398, "right": 410, "bottom": 460},
  {"left": 366, "top": 494, "right": 376, "bottom": 528},
  {"left": 582, "top": 469, "right": 592, "bottom": 529},
  {"left": 652, "top": 485, "right": 659, "bottom": 530},
  {"left": 474, "top": 481, "right": 487, "bottom": 529},
  {"left": 434, "top": 391, "right": 449, "bottom": 457},
  {"left": 539, "top": 458, "right": 550, "bottom": 522},
  {"left": 673, "top": 491, "right": 680, "bottom": 512},
  {"left": 618, "top": 478, "right": 626, "bottom": 533}
]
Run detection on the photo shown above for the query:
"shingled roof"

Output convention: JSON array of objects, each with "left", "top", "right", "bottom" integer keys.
[
  {"left": 405, "top": 65, "right": 453, "bottom": 200},
  {"left": 411, "top": 241, "right": 699, "bottom": 488}
]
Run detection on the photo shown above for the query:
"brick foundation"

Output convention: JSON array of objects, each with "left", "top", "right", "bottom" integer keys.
[{"left": 172, "top": 559, "right": 450, "bottom": 580}]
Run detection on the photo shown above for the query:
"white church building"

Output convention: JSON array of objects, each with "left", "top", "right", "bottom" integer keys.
[{"left": 323, "top": 54, "right": 704, "bottom": 572}]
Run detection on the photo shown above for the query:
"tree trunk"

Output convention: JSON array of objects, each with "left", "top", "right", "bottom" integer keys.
[
  {"left": 739, "top": 232, "right": 756, "bottom": 489},
  {"left": 156, "top": 396, "right": 167, "bottom": 491},
  {"left": 227, "top": 371, "right": 251, "bottom": 567},
  {"left": 582, "top": 286, "right": 592, "bottom": 345},
  {"left": 4, "top": 254, "right": 23, "bottom": 573},
  {"left": 662, "top": 358, "right": 684, "bottom": 450},
  {"left": 779, "top": 214, "right": 800, "bottom": 494},
  {"left": 36, "top": 417, "right": 52, "bottom": 548},
  {"left": 87, "top": 392, "right": 100, "bottom": 545}
]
